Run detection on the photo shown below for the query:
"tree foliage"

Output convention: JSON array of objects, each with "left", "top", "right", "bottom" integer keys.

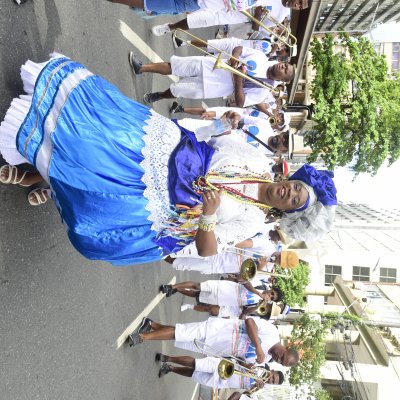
[
  {"left": 288, "top": 314, "right": 330, "bottom": 387},
  {"left": 308, "top": 33, "right": 400, "bottom": 175},
  {"left": 275, "top": 262, "right": 310, "bottom": 307}
]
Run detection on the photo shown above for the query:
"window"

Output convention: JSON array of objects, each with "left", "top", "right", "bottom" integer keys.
[
  {"left": 325, "top": 265, "right": 342, "bottom": 285},
  {"left": 352, "top": 266, "right": 370, "bottom": 282},
  {"left": 380, "top": 268, "right": 397, "bottom": 283},
  {"left": 392, "top": 43, "right": 400, "bottom": 71}
]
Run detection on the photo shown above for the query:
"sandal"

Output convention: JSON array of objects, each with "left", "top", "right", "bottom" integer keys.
[
  {"left": 28, "top": 188, "right": 50, "bottom": 206},
  {"left": 0, "top": 165, "right": 30, "bottom": 187}
]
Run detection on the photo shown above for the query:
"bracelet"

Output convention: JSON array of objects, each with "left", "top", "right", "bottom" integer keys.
[
  {"left": 199, "top": 213, "right": 217, "bottom": 224},
  {"left": 198, "top": 213, "right": 217, "bottom": 232},
  {"left": 198, "top": 221, "right": 217, "bottom": 232}
]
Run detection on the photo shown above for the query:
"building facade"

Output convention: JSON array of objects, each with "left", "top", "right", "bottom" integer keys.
[{"left": 316, "top": 0, "right": 400, "bottom": 34}]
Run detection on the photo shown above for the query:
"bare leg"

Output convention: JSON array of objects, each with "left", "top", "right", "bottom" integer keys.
[
  {"left": 163, "top": 355, "right": 196, "bottom": 368},
  {"left": 139, "top": 62, "right": 172, "bottom": 75},
  {"left": 194, "top": 304, "right": 220, "bottom": 316},
  {"left": 181, "top": 107, "right": 206, "bottom": 116},
  {"left": 169, "top": 366, "right": 194, "bottom": 377},
  {"left": 172, "top": 281, "right": 201, "bottom": 290},
  {"left": 176, "top": 288, "right": 199, "bottom": 298},
  {"left": 159, "top": 89, "right": 175, "bottom": 100},
  {"left": 140, "top": 325, "right": 175, "bottom": 341},
  {"left": 168, "top": 19, "right": 189, "bottom": 31},
  {"left": 107, "top": 0, "right": 144, "bottom": 6}
]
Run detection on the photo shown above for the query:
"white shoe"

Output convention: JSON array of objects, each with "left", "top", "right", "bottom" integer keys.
[
  {"left": 181, "top": 304, "right": 194, "bottom": 312},
  {"left": 152, "top": 24, "right": 171, "bottom": 36},
  {"left": 215, "top": 29, "right": 224, "bottom": 39}
]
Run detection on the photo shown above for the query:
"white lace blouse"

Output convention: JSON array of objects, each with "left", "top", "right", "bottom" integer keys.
[{"left": 140, "top": 112, "right": 268, "bottom": 254}]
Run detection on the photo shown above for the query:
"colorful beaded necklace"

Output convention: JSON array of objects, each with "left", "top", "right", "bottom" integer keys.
[{"left": 192, "top": 167, "right": 273, "bottom": 209}]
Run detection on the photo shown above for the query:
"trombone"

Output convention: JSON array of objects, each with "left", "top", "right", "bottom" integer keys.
[
  {"left": 223, "top": 247, "right": 291, "bottom": 281},
  {"left": 194, "top": 339, "right": 271, "bottom": 384},
  {"left": 172, "top": 29, "right": 280, "bottom": 96},
  {"left": 241, "top": 9, "right": 297, "bottom": 49}
]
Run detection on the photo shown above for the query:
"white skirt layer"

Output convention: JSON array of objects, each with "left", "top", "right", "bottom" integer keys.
[{"left": 0, "top": 53, "right": 63, "bottom": 165}]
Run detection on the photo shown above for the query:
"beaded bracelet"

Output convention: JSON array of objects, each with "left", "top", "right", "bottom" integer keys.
[{"left": 198, "top": 213, "right": 217, "bottom": 232}]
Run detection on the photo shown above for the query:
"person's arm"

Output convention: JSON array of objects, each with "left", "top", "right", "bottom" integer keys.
[
  {"left": 227, "top": 392, "right": 243, "bottom": 400},
  {"left": 251, "top": 6, "right": 265, "bottom": 31},
  {"left": 234, "top": 74, "right": 246, "bottom": 107},
  {"left": 195, "top": 190, "right": 220, "bottom": 256},
  {"left": 245, "top": 318, "right": 265, "bottom": 363},
  {"left": 255, "top": 102, "right": 274, "bottom": 117},
  {"left": 239, "top": 304, "right": 258, "bottom": 319},
  {"left": 235, "top": 239, "right": 253, "bottom": 248},
  {"left": 243, "top": 281, "right": 262, "bottom": 297}
]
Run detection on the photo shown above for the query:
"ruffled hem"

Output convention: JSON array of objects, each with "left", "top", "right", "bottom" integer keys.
[
  {"left": 140, "top": 110, "right": 182, "bottom": 233},
  {"left": 0, "top": 53, "right": 64, "bottom": 165}
]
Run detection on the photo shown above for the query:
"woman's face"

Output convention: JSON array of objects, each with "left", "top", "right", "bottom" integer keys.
[{"left": 262, "top": 180, "right": 309, "bottom": 211}]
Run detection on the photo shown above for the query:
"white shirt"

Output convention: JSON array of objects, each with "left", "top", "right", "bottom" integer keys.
[
  {"left": 200, "top": 48, "right": 271, "bottom": 104},
  {"left": 205, "top": 316, "right": 280, "bottom": 363}
]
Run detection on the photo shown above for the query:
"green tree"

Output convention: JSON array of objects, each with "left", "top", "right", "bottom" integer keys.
[
  {"left": 275, "top": 262, "right": 310, "bottom": 306},
  {"left": 288, "top": 314, "right": 331, "bottom": 386},
  {"left": 308, "top": 33, "right": 400, "bottom": 175}
]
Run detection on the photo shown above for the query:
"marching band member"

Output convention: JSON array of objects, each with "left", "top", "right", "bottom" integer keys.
[
  {"left": 156, "top": 354, "right": 284, "bottom": 390},
  {"left": 128, "top": 315, "right": 299, "bottom": 368},
  {"left": 128, "top": 48, "right": 294, "bottom": 106}
]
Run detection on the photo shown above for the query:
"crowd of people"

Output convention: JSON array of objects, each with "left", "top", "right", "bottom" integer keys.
[{"left": 3, "top": 0, "right": 335, "bottom": 398}]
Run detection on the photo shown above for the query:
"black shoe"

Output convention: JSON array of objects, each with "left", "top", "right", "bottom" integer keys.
[
  {"left": 158, "top": 363, "right": 172, "bottom": 378},
  {"left": 160, "top": 284, "right": 177, "bottom": 297},
  {"left": 170, "top": 101, "right": 184, "bottom": 114},
  {"left": 127, "top": 332, "right": 143, "bottom": 348},
  {"left": 137, "top": 317, "right": 152, "bottom": 334},
  {"left": 155, "top": 353, "right": 168, "bottom": 362},
  {"left": 128, "top": 52, "right": 143, "bottom": 75},
  {"left": 143, "top": 92, "right": 162, "bottom": 104}
]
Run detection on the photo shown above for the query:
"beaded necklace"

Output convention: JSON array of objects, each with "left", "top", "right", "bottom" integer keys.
[{"left": 192, "top": 167, "right": 273, "bottom": 209}]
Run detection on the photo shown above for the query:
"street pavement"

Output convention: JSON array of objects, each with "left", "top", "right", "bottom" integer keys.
[{"left": 0, "top": 1, "right": 223, "bottom": 399}]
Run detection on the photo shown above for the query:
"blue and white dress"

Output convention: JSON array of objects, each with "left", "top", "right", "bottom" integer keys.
[{"left": 0, "top": 55, "right": 267, "bottom": 266}]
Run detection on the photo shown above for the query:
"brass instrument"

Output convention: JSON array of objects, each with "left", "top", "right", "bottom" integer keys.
[
  {"left": 241, "top": 9, "right": 297, "bottom": 49},
  {"left": 255, "top": 300, "right": 268, "bottom": 316},
  {"left": 194, "top": 340, "right": 271, "bottom": 383},
  {"left": 224, "top": 247, "right": 291, "bottom": 281},
  {"left": 172, "top": 29, "right": 281, "bottom": 96},
  {"left": 269, "top": 116, "right": 277, "bottom": 125}
]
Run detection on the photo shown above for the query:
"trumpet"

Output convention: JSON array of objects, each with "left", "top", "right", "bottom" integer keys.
[
  {"left": 194, "top": 339, "right": 271, "bottom": 383},
  {"left": 241, "top": 9, "right": 297, "bottom": 49},
  {"left": 172, "top": 29, "right": 280, "bottom": 96},
  {"left": 269, "top": 116, "right": 277, "bottom": 125}
]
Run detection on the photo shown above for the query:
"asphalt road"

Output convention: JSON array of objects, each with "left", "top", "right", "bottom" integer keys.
[{"left": 0, "top": 1, "right": 222, "bottom": 399}]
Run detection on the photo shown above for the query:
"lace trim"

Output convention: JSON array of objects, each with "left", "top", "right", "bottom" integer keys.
[{"left": 140, "top": 111, "right": 182, "bottom": 232}]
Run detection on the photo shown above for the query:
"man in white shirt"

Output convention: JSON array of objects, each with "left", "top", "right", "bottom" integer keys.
[
  {"left": 145, "top": 0, "right": 309, "bottom": 35},
  {"left": 129, "top": 48, "right": 294, "bottom": 106},
  {"left": 128, "top": 316, "right": 299, "bottom": 367},
  {"left": 156, "top": 354, "right": 284, "bottom": 389}
]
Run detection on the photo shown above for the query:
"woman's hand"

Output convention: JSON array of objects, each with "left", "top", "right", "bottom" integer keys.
[{"left": 202, "top": 190, "right": 220, "bottom": 215}]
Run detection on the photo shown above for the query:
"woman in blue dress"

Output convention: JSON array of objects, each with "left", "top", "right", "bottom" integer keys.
[{"left": 0, "top": 54, "right": 337, "bottom": 266}]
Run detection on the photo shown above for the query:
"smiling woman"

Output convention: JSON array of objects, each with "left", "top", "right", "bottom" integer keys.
[{"left": 0, "top": 55, "right": 335, "bottom": 266}]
